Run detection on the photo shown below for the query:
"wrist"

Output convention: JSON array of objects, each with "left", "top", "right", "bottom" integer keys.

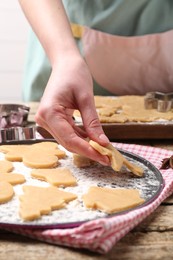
[{"left": 51, "top": 49, "right": 84, "bottom": 70}]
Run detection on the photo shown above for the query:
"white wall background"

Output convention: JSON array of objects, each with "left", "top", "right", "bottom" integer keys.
[{"left": 0, "top": 0, "right": 29, "bottom": 102}]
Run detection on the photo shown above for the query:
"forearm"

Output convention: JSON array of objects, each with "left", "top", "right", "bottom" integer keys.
[{"left": 18, "top": 0, "right": 80, "bottom": 66}]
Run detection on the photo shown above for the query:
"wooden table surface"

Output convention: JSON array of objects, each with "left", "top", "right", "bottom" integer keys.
[{"left": 1, "top": 103, "right": 173, "bottom": 260}]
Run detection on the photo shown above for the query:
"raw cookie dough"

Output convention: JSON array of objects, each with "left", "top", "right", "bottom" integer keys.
[
  {"left": 74, "top": 95, "right": 173, "bottom": 123},
  {"left": 96, "top": 95, "right": 173, "bottom": 123},
  {"left": 0, "top": 144, "right": 29, "bottom": 154},
  {"left": 2, "top": 145, "right": 29, "bottom": 162},
  {"left": 31, "top": 168, "right": 77, "bottom": 187},
  {"left": 73, "top": 153, "right": 95, "bottom": 168},
  {"left": 19, "top": 185, "right": 77, "bottom": 221},
  {"left": 31, "top": 142, "right": 66, "bottom": 159},
  {"left": 22, "top": 150, "right": 59, "bottom": 169},
  {"left": 0, "top": 160, "right": 13, "bottom": 173},
  {"left": 0, "top": 172, "right": 25, "bottom": 185},
  {"left": 0, "top": 181, "right": 14, "bottom": 203},
  {"left": 82, "top": 186, "right": 145, "bottom": 214},
  {"left": 0, "top": 142, "right": 66, "bottom": 166},
  {"left": 89, "top": 140, "right": 144, "bottom": 177}
]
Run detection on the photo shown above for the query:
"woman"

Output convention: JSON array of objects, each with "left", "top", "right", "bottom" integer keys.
[{"left": 18, "top": 0, "right": 173, "bottom": 163}]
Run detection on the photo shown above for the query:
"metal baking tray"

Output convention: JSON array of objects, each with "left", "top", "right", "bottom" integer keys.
[
  {"left": 0, "top": 139, "right": 164, "bottom": 229},
  {"left": 37, "top": 121, "right": 173, "bottom": 141}
]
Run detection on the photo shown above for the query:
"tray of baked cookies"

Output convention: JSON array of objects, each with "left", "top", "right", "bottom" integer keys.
[{"left": 0, "top": 139, "right": 164, "bottom": 229}]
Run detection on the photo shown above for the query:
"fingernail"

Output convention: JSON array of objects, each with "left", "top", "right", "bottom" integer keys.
[
  {"left": 99, "top": 134, "right": 109, "bottom": 143},
  {"left": 99, "top": 156, "right": 110, "bottom": 166},
  {"left": 99, "top": 160, "right": 109, "bottom": 166}
]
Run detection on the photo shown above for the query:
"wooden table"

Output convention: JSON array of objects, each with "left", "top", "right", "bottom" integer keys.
[{"left": 0, "top": 103, "right": 173, "bottom": 260}]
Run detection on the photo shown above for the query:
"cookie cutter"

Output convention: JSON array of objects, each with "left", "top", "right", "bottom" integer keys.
[
  {"left": 144, "top": 92, "right": 173, "bottom": 112},
  {"left": 0, "top": 104, "right": 30, "bottom": 128},
  {"left": 0, "top": 126, "right": 36, "bottom": 143},
  {"left": 0, "top": 104, "right": 36, "bottom": 143}
]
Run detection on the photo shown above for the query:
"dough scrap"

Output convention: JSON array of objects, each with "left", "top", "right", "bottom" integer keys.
[
  {"left": 53, "top": 149, "right": 66, "bottom": 159},
  {"left": 0, "top": 160, "right": 13, "bottom": 173},
  {"left": 31, "top": 168, "right": 77, "bottom": 187},
  {"left": 82, "top": 186, "right": 145, "bottom": 214},
  {"left": 0, "top": 172, "right": 25, "bottom": 185},
  {"left": 73, "top": 153, "right": 95, "bottom": 168},
  {"left": 89, "top": 140, "right": 144, "bottom": 177},
  {"left": 19, "top": 185, "right": 77, "bottom": 221},
  {"left": 0, "top": 181, "right": 14, "bottom": 204},
  {"left": 91, "top": 141, "right": 124, "bottom": 171}
]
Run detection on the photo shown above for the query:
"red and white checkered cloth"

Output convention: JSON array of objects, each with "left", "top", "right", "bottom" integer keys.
[{"left": 3, "top": 142, "right": 173, "bottom": 254}]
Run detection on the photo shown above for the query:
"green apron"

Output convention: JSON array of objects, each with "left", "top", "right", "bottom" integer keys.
[{"left": 22, "top": 0, "right": 173, "bottom": 101}]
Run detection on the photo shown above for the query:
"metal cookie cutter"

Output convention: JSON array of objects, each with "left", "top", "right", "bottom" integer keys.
[
  {"left": 0, "top": 104, "right": 36, "bottom": 143},
  {"left": 144, "top": 92, "right": 173, "bottom": 112},
  {"left": 0, "top": 126, "right": 36, "bottom": 143},
  {"left": 0, "top": 104, "right": 30, "bottom": 128}
]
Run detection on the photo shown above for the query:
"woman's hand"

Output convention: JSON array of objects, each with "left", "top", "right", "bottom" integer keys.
[
  {"left": 18, "top": 0, "right": 110, "bottom": 164},
  {"left": 35, "top": 53, "right": 110, "bottom": 165}
]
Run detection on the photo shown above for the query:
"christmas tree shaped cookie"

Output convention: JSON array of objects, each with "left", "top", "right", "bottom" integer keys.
[{"left": 19, "top": 185, "right": 77, "bottom": 221}]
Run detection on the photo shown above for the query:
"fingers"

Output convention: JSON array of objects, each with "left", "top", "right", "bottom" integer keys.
[
  {"left": 65, "top": 112, "right": 88, "bottom": 139},
  {"left": 79, "top": 98, "right": 110, "bottom": 146},
  {"left": 35, "top": 109, "right": 110, "bottom": 165}
]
